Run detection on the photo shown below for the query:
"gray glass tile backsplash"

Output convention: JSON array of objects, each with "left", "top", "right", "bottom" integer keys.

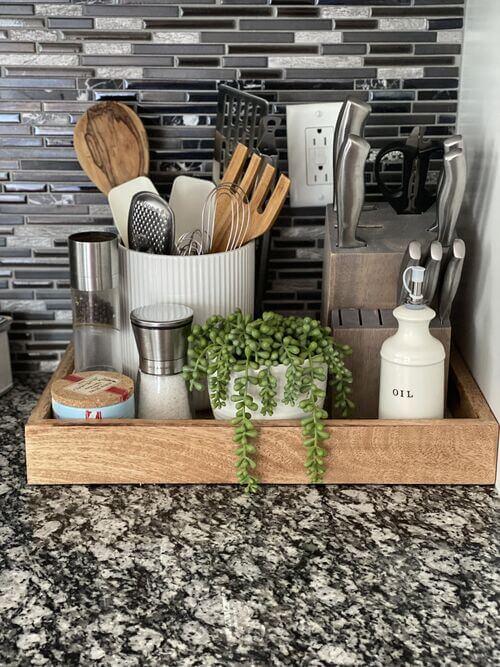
[{"left": 0, "top": 1, "right": 463, "bottom": 372}]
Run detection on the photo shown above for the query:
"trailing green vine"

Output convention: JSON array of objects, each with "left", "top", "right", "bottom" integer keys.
[
  {"left": 183, "top": 309, "right": 353, "bottom": 491},
  {"left": 231, "top": 359, "right": 259, "bottom": 493}
]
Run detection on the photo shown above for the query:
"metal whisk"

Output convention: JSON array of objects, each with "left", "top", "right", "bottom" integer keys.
[
  {"left": 201, "top": 182, "right": 250, "bottom": 253},
  {"left": 175, "top": 229, "right": 203, "bottom": 256}
]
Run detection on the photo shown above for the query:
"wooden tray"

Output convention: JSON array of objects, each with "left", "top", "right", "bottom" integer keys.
[{"left": 25, "top": 345, "right": 498, "bottom": 486}]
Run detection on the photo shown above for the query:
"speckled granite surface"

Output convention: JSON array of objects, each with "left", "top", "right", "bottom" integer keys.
[{"left": 0, "top": 376, "right": 499, "bottom": 666}]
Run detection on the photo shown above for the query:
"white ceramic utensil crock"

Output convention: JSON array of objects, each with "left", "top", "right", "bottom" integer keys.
[{"left": 119, "top": 241, "right": 255, "bottom": 381}]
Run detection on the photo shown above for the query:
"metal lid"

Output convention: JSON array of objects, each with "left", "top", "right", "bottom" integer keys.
[
  {"left": 130, "top": 303, "right": 194, "bottom": 330},
  {"left": 130, "top": 303, "right": 193, "bottom": 375},
  {"left": 69, "top": 231, "right": 119, "bottom": 292}
]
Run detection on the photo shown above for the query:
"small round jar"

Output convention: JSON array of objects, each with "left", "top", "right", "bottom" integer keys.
[{"left": 51, "top": 371, "right": 135, "bottom": 420}]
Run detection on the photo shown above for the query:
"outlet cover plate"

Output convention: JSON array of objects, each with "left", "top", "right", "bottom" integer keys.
[{"left": 286, "top": 102, "right": 342, "bottom": 208}]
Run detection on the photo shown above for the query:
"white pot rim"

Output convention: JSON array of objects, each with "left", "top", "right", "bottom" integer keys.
[
  {"left": 210, "top": 361, "right": 327, "bottom": 375},
  {"left": 119, "top": 240, "right": 254, "bottom": 259}
]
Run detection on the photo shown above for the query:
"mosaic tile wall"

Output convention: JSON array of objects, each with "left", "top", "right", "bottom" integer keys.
[{"left": 0, "top": 1, "right": 463, "bottom": 372}]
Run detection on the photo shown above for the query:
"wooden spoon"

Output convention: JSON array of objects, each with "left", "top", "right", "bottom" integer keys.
[
  {"left": 74, "top": 102, "right": 159, "bottom": 248},
  {"left": 74, "top": 101, "right": 149, "bottom": 194}
]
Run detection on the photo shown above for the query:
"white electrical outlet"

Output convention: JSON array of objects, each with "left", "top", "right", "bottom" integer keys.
[
  {"left": 305, "top": 126, "right": 334, "bottom": 186},
  {"left": 286, "top": 102, "right": 342, "bottom": 208}
]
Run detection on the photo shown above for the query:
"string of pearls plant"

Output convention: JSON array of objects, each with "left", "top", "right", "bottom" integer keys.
[{"left": 183, "top": 309, "right": 353, "bottom": 492}]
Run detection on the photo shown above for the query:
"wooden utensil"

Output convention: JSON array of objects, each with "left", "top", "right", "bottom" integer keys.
[
  {"left": 210, "top": 143, "right": 290, "bottom": 253},
  {"left": 74, "top": 102, "right": 158, "bottom": 248},
  {"left": 244, "top": 165, "right": 290, "bottom": 245},
  {"left": 74, "top": 101, "right": 149, "bottom": 194}
]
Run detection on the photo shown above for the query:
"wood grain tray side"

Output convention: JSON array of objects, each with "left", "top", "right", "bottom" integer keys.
[{"left": 24, "top": 345, "right": 498, "bottom": 486}]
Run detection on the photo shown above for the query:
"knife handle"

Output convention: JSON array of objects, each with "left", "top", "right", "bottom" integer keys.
[
  {"left": 439, "top": 238, "right": 466, "bottom": 323},
  {"left": 443, "top": 134, "right": 464, "bottom": 153},
  {"left": 428, "top": 136, "right": 463, "bottom": 234},
  {"left": 334, "top": 97, "right": 370, "bottom": 161},
  {"left": 397, "top": 240, "right": 422, "bottom": 304},
  {"left": 422, "top": 240, "right": 443, "bottom": 305},
  {"left": 336, "top": 134, "right": 370, "bottom": 248},
  {"left": 437, "top": 148, "right": 466, "bottom": 247},
  {"left": 333, "top": 97, "right": 371, "bottom": 205}
]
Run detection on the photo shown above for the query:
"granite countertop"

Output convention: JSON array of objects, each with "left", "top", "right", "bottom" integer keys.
[{"left": 0, "top": 376, "right": 498, "bottom": 666}]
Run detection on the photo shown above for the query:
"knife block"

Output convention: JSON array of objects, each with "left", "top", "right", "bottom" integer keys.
[
  {"left": 330, "top": 308, "right": 451, "bottom": 419},
  {"left": 321, "top": 202, "right": 436, "bottom": 325}
]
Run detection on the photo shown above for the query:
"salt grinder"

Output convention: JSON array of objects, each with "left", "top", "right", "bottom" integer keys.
[{"left": 130, "top": 303, "right": 193, "bottom": 419}]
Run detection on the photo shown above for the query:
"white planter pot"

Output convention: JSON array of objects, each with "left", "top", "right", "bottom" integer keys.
[
  {"left": 119, "top": 242, "right": 255, "bottom": 380},
  {"left": 211, "top": 363, "right": 327, "bottom": 421}
]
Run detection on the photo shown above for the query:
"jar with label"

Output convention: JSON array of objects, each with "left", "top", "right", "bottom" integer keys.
[
  {"left": 130, "top": 303, "right": 194, "bottom": 419},
  {"left": 69, "top": 231, "right": 122, "bottom": 373},
  {"left": 51, "top": 371, "right": 135, "bottom": 420}
]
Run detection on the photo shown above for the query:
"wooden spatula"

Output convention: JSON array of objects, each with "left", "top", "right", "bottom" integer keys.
[
  {"left": 74, "top": 102, "right": 158, "bottom": 247},
  {"left": 210, "top": 143, "right": 290, "bottom": 253}
]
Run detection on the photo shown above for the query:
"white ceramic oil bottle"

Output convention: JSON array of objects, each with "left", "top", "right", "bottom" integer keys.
[{"left": 379, "top": 265, "right": 445, "bottom": 419}]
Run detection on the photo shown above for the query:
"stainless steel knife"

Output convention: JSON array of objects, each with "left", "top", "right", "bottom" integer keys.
[
  {"left": 439, "top": 238, "right": 466, "bottom": 323},
  {"left": 336, "top": 134, "right": 370, "bottom": 248},
  {"left": 429, "top": 135, "right": 464, "bottom": 234},
  {"left": 438, "top": 134, "right": 464, "bottom": 201},
  {"left": 437, "top": 147, "right": 467, "bottom": 247},
  {"left": 422, "top": 240, "right": 443, "bottom": 305},
  {"left": 333, "top": 97, "right": 371, "bottom": 206},
  {"left": 397, "top": 240, "right": 422, "bottom": 304}
]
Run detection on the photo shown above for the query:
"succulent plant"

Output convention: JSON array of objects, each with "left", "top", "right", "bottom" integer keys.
[{"left": 183, "top": 309, "right": 353, "bottom": 492}]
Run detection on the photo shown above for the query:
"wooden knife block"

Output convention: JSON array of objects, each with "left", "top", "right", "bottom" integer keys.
[
  {"left": 330, "top": 308, "right": 451, "bottom": 419},
  {"left": 321, "top": 202, "right": 436, "bottom": 325},
  {"left": 321, "top": 202, "right": 449, "bottom": 418}
]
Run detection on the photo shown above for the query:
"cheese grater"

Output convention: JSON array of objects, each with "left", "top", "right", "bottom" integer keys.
[{"left": 128, "top": 191, "right": 175, "bottom": 255}]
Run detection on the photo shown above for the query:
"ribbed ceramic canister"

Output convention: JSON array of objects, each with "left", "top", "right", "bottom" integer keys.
[{"left": 119, "top": 242, "right": 255, "bottom": 379}]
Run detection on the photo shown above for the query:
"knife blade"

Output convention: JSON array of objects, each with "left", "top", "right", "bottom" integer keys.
[
  {"left": 333, "top": 97, "right": 371, "bottom": 206},
  {"left": 437, "top": 147, "right": 467, "bottom": 247},
  {"left": 422, "top": 240, "right": 443, "bottom": 305},
  {"left": 397, "top": 240, "right": 422, "bottom": 304},
  {"left": 439, "top": 238, "right": 466, "bottom": 323},
  {"left": 336, "top": 134, "right": 370, "bottom": 248}
]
